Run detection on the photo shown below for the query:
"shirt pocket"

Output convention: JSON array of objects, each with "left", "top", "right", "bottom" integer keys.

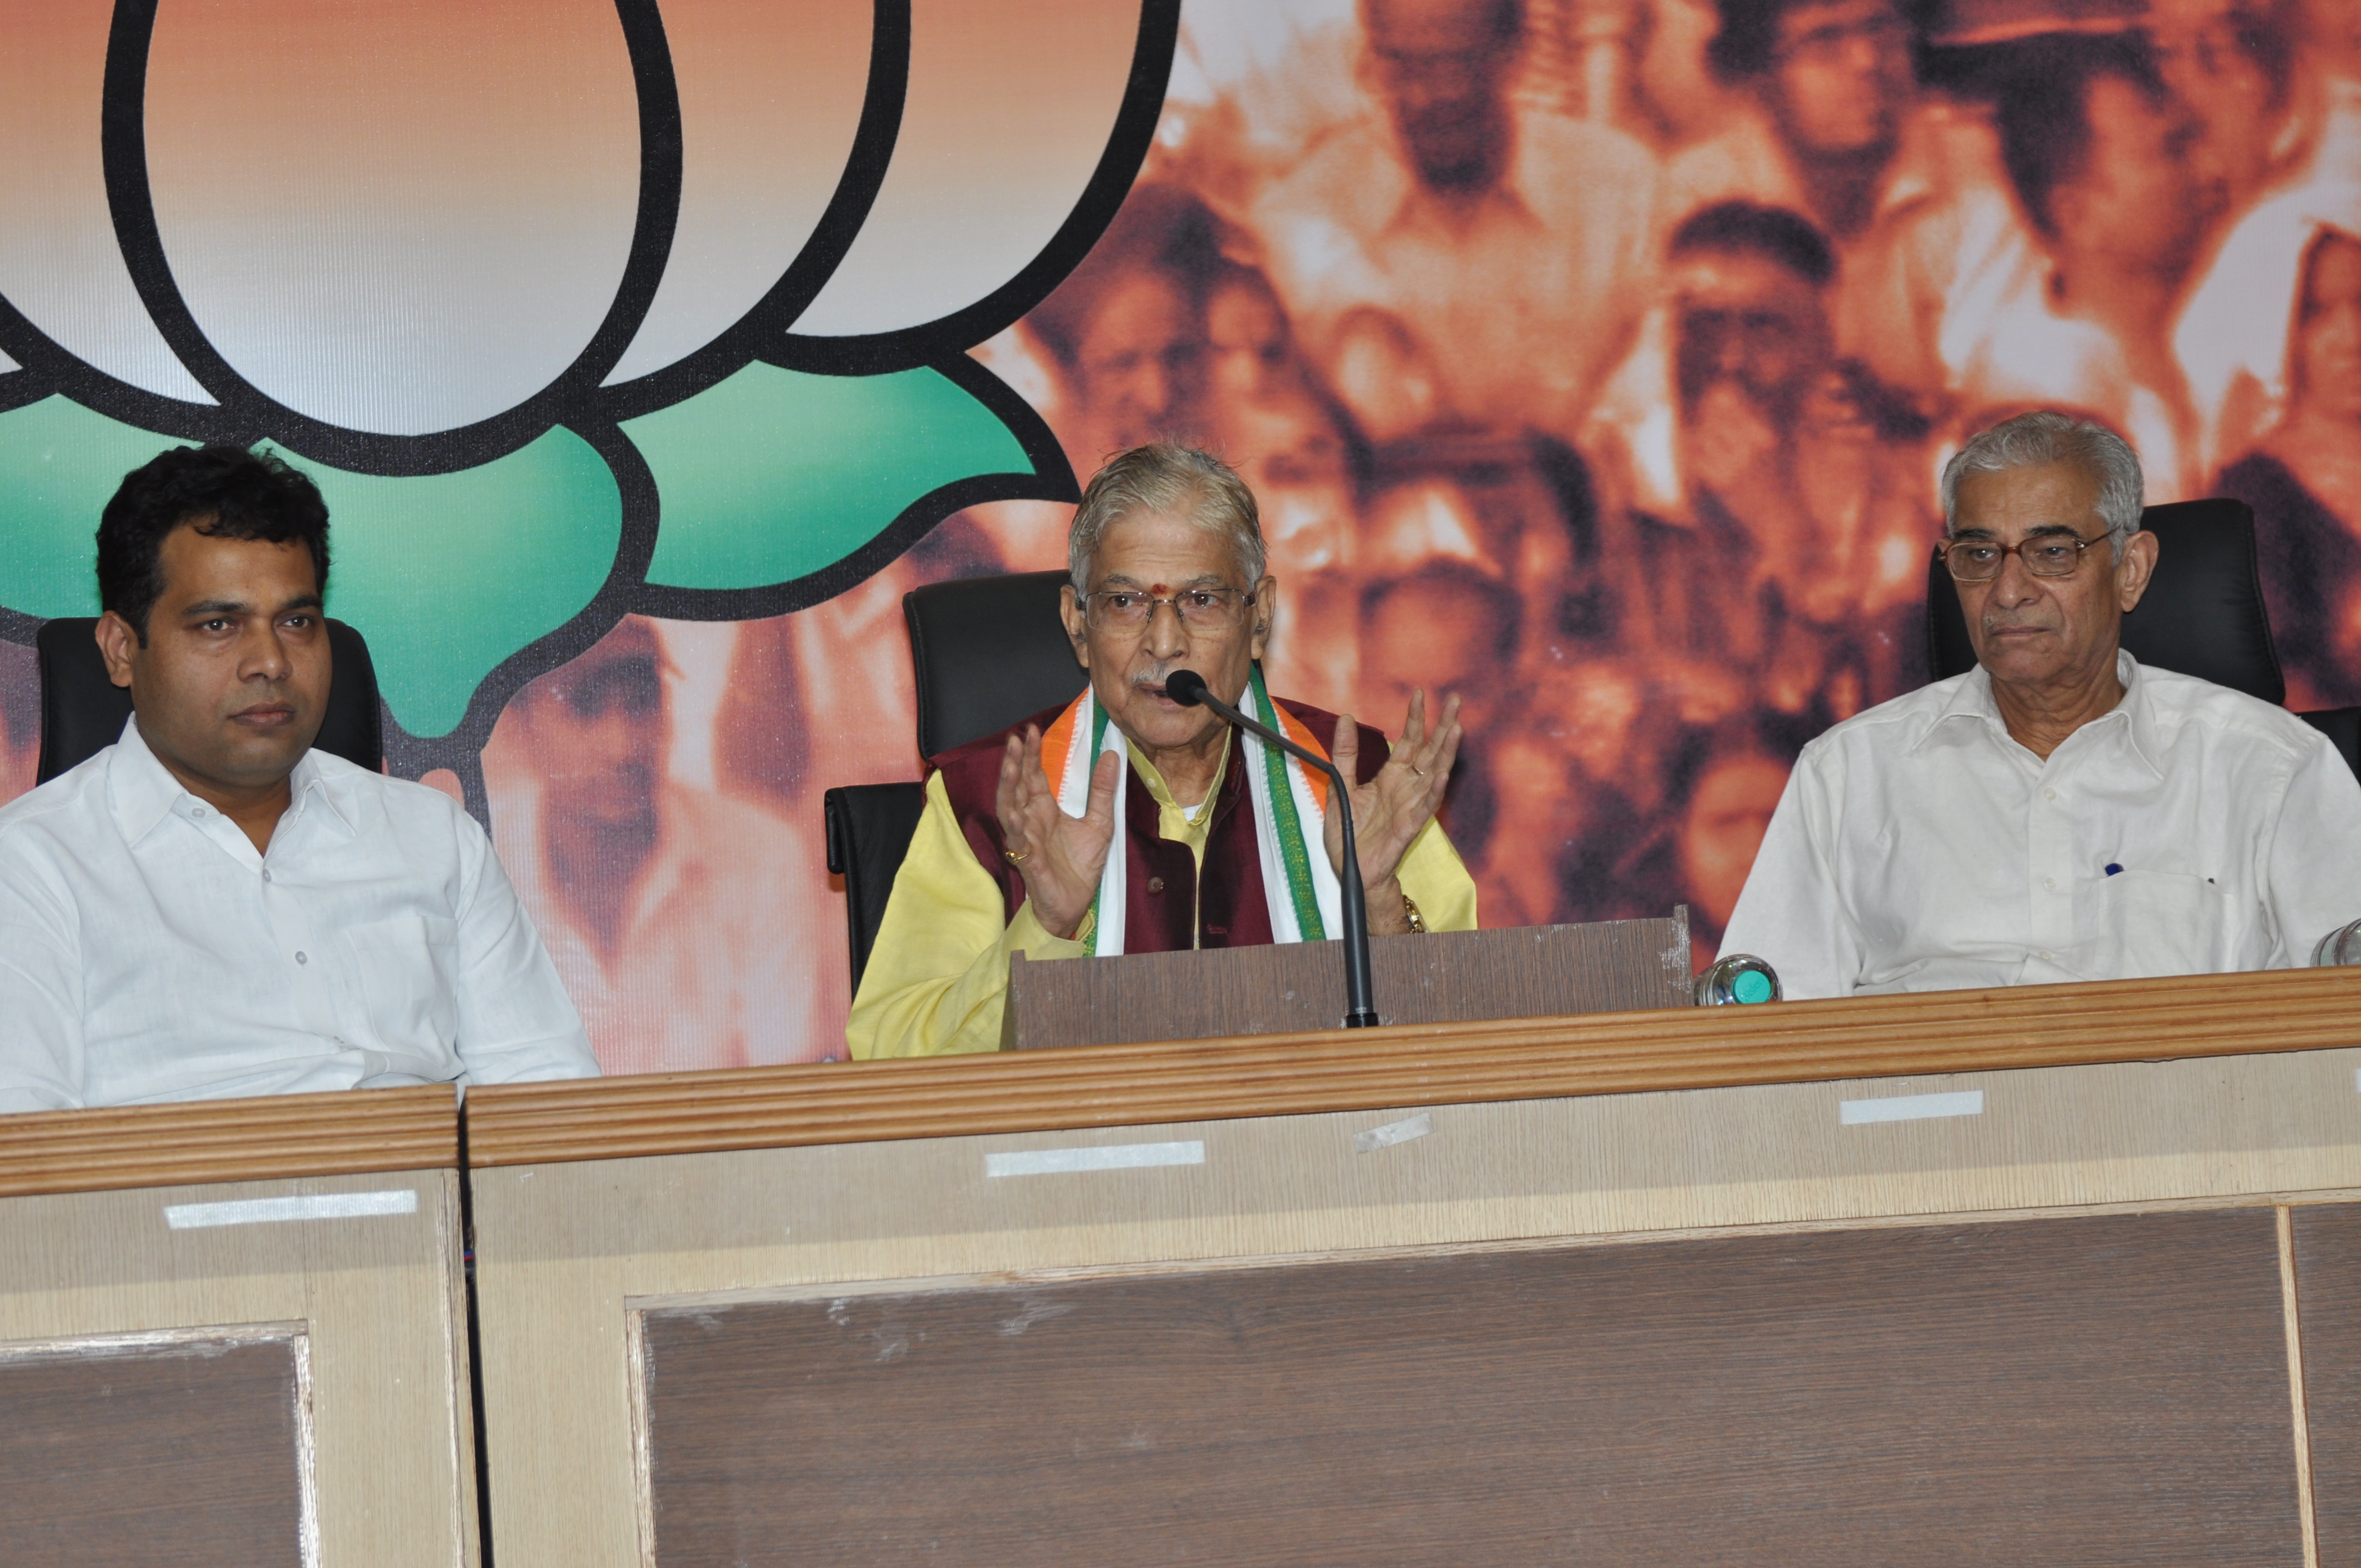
[
  {"left": 341, "top": 912, "right": 459, "bottom": 1048},
  {"left": 2094, "top": 870, "right": 2232, "bottom": 979}
]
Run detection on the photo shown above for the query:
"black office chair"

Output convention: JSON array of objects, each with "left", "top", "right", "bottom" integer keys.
[
  {"left": 35, "top": 616, "right": 385, "bottom": 783},
  {"left": 1924, "top": 497, "right": 2361, "bottom": 778},
  {"left": 905, "top": 569, "right": 1088, "bottom": 759},
  {"left": 824, "top": 570, "right": 1088, "bottom": 992}
]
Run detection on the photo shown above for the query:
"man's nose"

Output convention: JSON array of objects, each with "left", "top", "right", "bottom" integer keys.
[
  {"left": 1143, "top": 598, "right": 1190, "bottom": 658},
  {"left": 1836, "top": 32, "right": 1887, "bottom": 76},
  {"left": 587, "top": 709, "right": 654, "bottom": 765},
  {"left": 1714, "top": 334, "right": 1757, "bottom": 383},
  {"left": 241, "top": 622, "right": 293, "bottom": 680},
  {"left": 1990, "top": 549, "right": 2043, "bottom": 606}
]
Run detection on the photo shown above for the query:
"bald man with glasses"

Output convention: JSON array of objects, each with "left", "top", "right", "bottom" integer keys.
[
  {"left": 1720, "top": 410, "right": 2361, "bottom": 999},
  {"left": 848, "top": 443, "right": 1478, "bottom": 1059}
]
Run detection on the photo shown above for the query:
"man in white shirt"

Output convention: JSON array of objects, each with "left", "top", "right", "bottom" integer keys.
[
  {"left": 1721, "top": 410, "right": 2361, "bottom": 998},
  {"left": 0, "top": 444, "right": 597, "bottom": 1111}
]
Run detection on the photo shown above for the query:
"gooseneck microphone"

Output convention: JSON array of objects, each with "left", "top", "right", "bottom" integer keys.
[{"left": 1163, "top": 668, "right": 1379, "bottom": 1028}]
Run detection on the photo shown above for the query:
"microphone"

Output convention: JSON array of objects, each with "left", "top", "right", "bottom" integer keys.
[{"left": 1165, "top": 668, "right": 1379, "bottom": 1028}]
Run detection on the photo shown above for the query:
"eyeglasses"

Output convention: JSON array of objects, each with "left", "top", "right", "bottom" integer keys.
[
  {"left": 1938, "top": 532, "right": 2110, "bottom": 582},
  {"left": 1080, "top": 587, "right": 1257, "bottom": 633}
]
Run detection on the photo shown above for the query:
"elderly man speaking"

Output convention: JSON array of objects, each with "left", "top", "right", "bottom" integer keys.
[
  {"left": 1721, "top": 410, "right": 2361, "bottom": 998},
  {"left": 848, "top": 443, "right": 1477, "bottom": 1057}
]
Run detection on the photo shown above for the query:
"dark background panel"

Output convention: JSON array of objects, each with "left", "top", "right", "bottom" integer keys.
[
  {"left": 0, "top": 1333, "right": 304, "bottom": 1568},
  {"left": 2294, "top": 1202, "right": 2361, "bottom": 1565},
  {"left": 641, "top": 1207, "right": 2299, "bottom": 1567}
]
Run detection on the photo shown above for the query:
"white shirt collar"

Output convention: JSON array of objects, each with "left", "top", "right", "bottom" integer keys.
[
  {"left": 106, "top": 715, "right": 352, "bottom": 846},
  {"left": 1912, "top": 648, "right": 2161, "bottom": 778}
]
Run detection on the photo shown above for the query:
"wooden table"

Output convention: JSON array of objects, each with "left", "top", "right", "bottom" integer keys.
[
  {"left": 0, "top": 1086, "right": 475, "bottom": 1568},
  {"left": 465, "top": 966, "right": 2361, "bottom": 1566}
]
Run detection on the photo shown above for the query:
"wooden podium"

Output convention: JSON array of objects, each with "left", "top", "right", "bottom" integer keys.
[
  {"left": 0, "top": 1087, "right": 477, "bottom": 1568},
  {"left": 465, "top": 966, "right": 2361, "bottom": 1566},
  {"left": 1003, "top": 912, "right": 1694, "bottom": 1049}
]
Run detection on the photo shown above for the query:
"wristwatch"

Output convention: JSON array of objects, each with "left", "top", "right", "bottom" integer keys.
[{"left": 1401, "top": 892, "right": 1426, "bottom": 934}]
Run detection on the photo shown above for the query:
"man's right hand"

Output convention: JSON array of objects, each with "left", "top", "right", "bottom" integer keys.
[{"left": 993, "top": 727, "right": 1120, "bottom": 941}]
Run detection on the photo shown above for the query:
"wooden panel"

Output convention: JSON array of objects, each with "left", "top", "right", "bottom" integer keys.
[
  {"left": 0, "top": 1170, "right": 476, "bottom": 1568},
  {"left": 1005, "top": 915, "right": 1691, "bottom": 1049},
  {"left": 0, "top": 1330, "right": 304, "bottom": 1566},
  {"left": 0, "top": 1085, "right": 458, "bottom": 1199},
  {"left": 465, "top": 965, "right": 2361, "bottom": 1167},
  {"left": 2294, "top": 1202, "right": 2361, "bottom": 1564},
  {"left": 634, "top": 1208, "right": 2298, "bottom": 1566},
  {"left": 470, "top": 1044, "right": 2361, "bottom": 1568}
]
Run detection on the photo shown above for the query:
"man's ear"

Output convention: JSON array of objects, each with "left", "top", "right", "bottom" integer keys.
[
  {"left": 1059, "top": 582, "right": 1090, "bottom": 671},
  {"left": 2114, "top": 528, "right": 2159, "bottom": 613},
  {"left": 94, "top": 611, "right": 139, "bottom": 693},
  {"left": 1249, "top": 575, "right": 1279, "bottom": 663}
]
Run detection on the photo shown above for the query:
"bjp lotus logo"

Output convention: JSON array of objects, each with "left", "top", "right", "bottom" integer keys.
[{"left": 0, "top": 0, "right": 1175, "bottom": 780}]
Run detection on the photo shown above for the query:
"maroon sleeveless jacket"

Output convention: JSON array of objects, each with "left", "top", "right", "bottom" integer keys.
[{"left": 929, "top": 696, "right": 1387, "bottom": 953}]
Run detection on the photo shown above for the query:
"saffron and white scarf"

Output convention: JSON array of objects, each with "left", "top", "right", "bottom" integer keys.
[{"left": 1036, "top": 666, "right": 1343, "bottom": 955}]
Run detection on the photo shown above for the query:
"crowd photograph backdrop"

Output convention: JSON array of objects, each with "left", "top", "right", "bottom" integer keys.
[{"left": 1, "top": 0, "right": 2355, "bottom": 1073}]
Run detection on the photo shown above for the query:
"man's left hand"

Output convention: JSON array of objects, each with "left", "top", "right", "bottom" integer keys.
[{"left": 1326, "top": 689, "right": 1462, "bottom": 934}]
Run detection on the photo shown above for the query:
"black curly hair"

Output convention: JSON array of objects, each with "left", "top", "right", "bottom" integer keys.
[{"left": 96, "top": 444, "right": 330, "bottom": 644}]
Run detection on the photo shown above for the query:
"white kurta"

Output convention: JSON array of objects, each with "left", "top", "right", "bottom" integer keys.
[
  {"left": 1722, "top": 652, "right": 2361, "bottom": 998},
  {"left": 0, "top": 718, "right": 597, "bottom": 1111}
]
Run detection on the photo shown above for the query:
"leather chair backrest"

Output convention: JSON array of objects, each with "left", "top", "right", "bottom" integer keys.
[
  {"left": 2301, "top": 706, "right": 2361, "bottom": 781},
  {"left": 1925, "top": 497, "right": 2287, "bottom": 704},
  {"left": 904, "top": 570, "right": 1087, "bottom": 760},
  {"left": 823, "top": 781, "right": 929, "bottom": 993},
  {"left": 35, "top": 616, "right": 385, "bottom": 783}
]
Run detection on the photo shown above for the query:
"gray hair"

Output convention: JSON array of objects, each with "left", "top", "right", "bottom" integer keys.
[
  {"left": 1939, "top": 410, "right": 2145, "bottom": 555},
  {"left": 1068, "top": 443, "right": 1266, "bottom": 591}
]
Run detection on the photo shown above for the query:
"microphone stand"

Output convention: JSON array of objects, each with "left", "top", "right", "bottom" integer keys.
[{"left": 1165, "top": 669, "right": 1379, "bottom": 1027}]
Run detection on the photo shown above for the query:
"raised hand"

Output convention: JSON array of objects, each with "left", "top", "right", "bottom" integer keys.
[
  {"left": 993, "top": 726, "right": 1121, "bottom": 941},
  {"left": 1325, "top": 689, "right": 1462, "bottom": 933}
]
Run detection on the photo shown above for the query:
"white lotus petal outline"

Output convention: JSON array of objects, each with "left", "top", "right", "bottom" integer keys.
[
  {"left": 143, "top": 0, "right": 644, "bottom": 435},
  {"left": 602, "top": 0, "right": 875, "bottom": 387},
  {"left": 0, "top": 0, "right": 214, "bottom": 405},
  {"left": 791, "top": 0, "right": 1147, "bottom": 339}
]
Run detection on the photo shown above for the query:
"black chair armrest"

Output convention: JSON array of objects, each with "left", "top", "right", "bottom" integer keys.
[{"left": 824, "top": 781, "right": 929, "bottom": 993}]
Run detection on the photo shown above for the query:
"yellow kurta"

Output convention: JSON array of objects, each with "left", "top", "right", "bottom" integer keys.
[{"left": 845, "top": 739, "right": 1479, "bottom": 1059}]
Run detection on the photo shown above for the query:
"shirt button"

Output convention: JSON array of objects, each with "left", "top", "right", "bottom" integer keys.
[
  {"left": 190, "top": 805, "right": 208, "bottom": 818},
  {"left": 1146, "top": 876, "right": 1166, "bottom": 894},
  {"left": 2037, "top": 950, "right": 2054, "bottom": 962},
  {"left": 2042, "top": 787, "right": 2058, "bottom": 802},
  {"left": 261, "top": 869, "right": 273, "bottom": 883},
  {"left": 295, "top": 951, "right": 308, "bottom": 965},
  {"left": 2043, "top": 876, "right": 2058, "bottom": 892}
]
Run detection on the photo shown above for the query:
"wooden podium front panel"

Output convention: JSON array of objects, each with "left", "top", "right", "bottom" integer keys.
[
  {"left": 635, "top": 1209, "right": 2298, "bottom": 1566},
  {"left": 1005, "top": 916, "right": 1693, "bottom": 1049},
  {"left": 1, "top": 1329, "right": 306, "bottom": 1566}
]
